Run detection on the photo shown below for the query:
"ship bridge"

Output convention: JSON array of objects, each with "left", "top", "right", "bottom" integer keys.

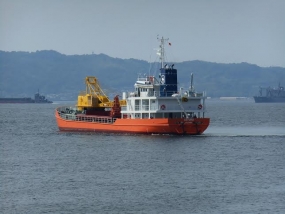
[
  {"left": 121, "top": 71, "right": 206, "bottom": 120},
  {"left": 120, "top": 36, "right": 207, "bottom": 120}
]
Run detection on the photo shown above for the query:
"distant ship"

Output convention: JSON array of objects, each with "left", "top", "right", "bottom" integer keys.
[
  {"left": 253, "top": 83, "right": 285, "bottom": 103},
  {"left": 55, "top": 37, "right": 210, "bottom": 135},
  {"left": 0, "top": 91, "right": 52, "bottom": 103}
]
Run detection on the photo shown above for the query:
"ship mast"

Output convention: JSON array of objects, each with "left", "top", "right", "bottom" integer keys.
[{"left": 157, "top": 36, "right": 169, "bottom": 69}]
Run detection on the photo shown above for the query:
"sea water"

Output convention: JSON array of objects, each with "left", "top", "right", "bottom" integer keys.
[{"left": 0, "top": 100, "right": 284, "bottom": 213}]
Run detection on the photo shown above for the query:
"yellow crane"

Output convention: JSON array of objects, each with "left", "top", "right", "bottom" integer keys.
[{"left": 77, "top": 76, "right": 126, "bottom": 111}]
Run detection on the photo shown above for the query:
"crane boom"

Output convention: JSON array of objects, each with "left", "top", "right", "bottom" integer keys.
[{"left": 77, "top": 76, "right": 126, "bottom": 110}]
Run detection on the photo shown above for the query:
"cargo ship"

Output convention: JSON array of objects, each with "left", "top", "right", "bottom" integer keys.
[
  {"left": 0, "top": 91, "right": 52, "bottom": 103},
  {"left": 254, "top": 84, "right": 285, "bottom": 103},
  {"left": 55, "top": 37, "right": 210, "bottom": 135}
]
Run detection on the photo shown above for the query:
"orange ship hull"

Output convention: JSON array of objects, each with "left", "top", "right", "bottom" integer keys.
[{"left": 55, "top": 110, "right": 210, "bottom": 135}]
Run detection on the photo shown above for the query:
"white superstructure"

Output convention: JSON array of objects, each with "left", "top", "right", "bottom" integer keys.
[{"left": 121, "top": 37, "right": 207, "bottom": 120}]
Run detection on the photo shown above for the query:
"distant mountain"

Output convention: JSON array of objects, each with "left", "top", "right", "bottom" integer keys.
[{"left": 0, "top": 50, "right": 284, "bottom": 100}]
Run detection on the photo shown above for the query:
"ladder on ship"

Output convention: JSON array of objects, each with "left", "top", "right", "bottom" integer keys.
[{"left": 176, "top": 96, "right": 189, "bottom": 119}]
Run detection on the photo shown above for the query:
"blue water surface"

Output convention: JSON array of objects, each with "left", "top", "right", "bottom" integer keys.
[{"left": 1, "top": 99, "right": 284, "bottom": 213}]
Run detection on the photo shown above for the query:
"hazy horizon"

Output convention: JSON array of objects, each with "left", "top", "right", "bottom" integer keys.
[{"left": 1, "top": 0, "right": 284, "bottom": 67}]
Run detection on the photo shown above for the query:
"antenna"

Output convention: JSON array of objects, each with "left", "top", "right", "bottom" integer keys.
[
  {"left": 157, "top": 36, "right": 169, "bottom": 69},
  {"left": 190, "top": 73, "right": 194, "bottom": 92}
]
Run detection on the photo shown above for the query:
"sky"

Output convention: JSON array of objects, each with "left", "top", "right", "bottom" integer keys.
[{"left": 0, "top": 0, "right": 284, "bottom": 67}]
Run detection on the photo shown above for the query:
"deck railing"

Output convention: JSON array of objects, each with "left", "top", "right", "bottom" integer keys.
[
  {"left": 122, "top": 104, "right": 204, "bottom": 112},
  {"left": 57, "top": 107, "right": 117, "bottom": 124}
]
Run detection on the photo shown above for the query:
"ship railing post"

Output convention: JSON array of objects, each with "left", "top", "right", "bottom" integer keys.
[{"left": 203, "top": 91, "right": 206, "bottom": 118}]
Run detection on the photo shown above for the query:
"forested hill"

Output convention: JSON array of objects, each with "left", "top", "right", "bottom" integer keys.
[{"left": 0, "top": 50, "right": 284, "bottom": 100}]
